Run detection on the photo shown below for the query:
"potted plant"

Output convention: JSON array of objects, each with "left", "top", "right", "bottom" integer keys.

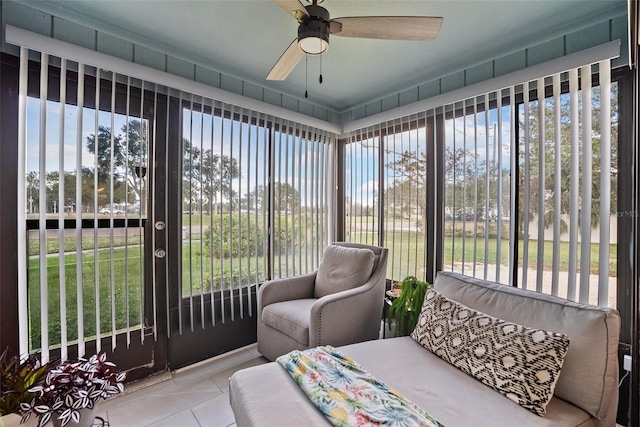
[
  {"left": 386, "top": 276, "right": 432, "bottom": 337},
  {"left": 20, "top": 353, "right": 126, "bottom": 427},
  {"left": 0, "top": 348, "right": 53, "bottom": 427}
]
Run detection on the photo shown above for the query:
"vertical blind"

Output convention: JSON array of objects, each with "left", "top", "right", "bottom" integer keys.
[
  {"left": 17, "top": 47, "right": 336, "bottom": 359},
  {"left": 18, "top": 49, "right": 151, "bottom": 361},
  {"left": 345, "top": 59, "right": 617, "bottom": 308},
  {"left": 179, "top": 101, "right": 334, "bottom": 332}
]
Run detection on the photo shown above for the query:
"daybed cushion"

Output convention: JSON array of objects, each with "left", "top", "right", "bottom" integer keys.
[
  {"left": 230, "top": 338, "right": 593, "bottom": 427},
  {"left": 314, "top": 245, "right": 375, "bottom": 298},
  {"left": 412, "top": 289, "right": 570, "bottom": 416},
  {"left": 434, "top": 272, "right": 620, "bottom": 423}
]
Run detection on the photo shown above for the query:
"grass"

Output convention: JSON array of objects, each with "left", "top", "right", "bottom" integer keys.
[
  {"left": 29, "top": 234, "right": 143, "bottom": 255},
  {"left": 28, "top": 225, "right": 617, "bottom": 349},
  {"left": 348, "top": 230, "right": 617, "bottom": 282},
  {"left": 28, "top": 246, "right": 144, "bottom": 350}
]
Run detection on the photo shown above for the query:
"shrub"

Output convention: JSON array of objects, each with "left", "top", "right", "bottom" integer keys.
[{"left": 204, "top": 215, "right": 264, "bottom": 258}]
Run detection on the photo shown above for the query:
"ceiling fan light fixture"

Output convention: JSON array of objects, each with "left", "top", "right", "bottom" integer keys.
[
  {"left": 297, "top": 5, "right": 330, "bottom": 55},
  {"left": 299, "top": 35, "right": 329, "bottom": 55}
]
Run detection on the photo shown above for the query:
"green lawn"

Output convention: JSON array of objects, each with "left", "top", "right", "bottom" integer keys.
[
  {"left": 28, "top": 246, "right": 143, "bottom": 350},
  {"left": 28, "top": 226, "right": 616, "bottom": 349},
  {"left": 29, "top": 234, "right": 142, "bottom": 255},
  {"left": 348, "top": 230, "right": 616, "bottom": 282}
]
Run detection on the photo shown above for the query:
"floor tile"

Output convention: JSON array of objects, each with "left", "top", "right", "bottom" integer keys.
[
  {"left": 106, "top": 378, "right": 223, "bottom": 426},
  {"left": 145, "top": 409, "right": 200, "bottom": 427},
  {"left": 210, "top": 356, "right": 268, "bottom": 392},
  {"left": 191, "top": 393, "right": 236, "bottom": 427},
  {"left": 102, "top": 344, "right": 265, "bottom": 426}
]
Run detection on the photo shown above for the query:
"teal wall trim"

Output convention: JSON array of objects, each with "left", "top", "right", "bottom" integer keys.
[
  {"left": 1, "top": 0, "right": 628, "bottom": 128},
  {"left": 338, "top": 13, "right": 628, "bottom": 125}
]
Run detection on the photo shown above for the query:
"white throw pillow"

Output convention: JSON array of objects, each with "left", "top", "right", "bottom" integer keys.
[{"left": 314, "top": 246, "right": 375, "bottom": 298}]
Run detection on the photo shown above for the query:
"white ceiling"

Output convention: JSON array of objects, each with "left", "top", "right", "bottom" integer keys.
[{"left": 40, "top": 0, "right": 625, "bottom": 111}]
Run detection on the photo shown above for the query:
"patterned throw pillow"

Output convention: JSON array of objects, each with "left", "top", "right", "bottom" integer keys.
[{"left": 411, "top": 289, "right": 570, "bottom": 416}]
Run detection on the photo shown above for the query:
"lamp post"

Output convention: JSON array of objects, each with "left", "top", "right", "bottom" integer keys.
[{"left": 134, "top": 164, "right": 147, "bottom": 216}]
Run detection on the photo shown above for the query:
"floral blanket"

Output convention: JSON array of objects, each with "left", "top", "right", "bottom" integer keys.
[{"left": 276, "top": 346, "right": 444, "bottom": 427}]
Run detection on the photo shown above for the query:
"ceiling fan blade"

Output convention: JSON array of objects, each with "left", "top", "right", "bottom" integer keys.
[
  {"left": 267, "top": 39, "right": 304, "bottom": 81},
  {"left": 273, "top": 0, "right": 309, "bottom": 21},
  {"left": 330, "top": 16, "right": 443, "bottom": 41}
]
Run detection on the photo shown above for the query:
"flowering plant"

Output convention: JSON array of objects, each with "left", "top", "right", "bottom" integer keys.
[{"left": 20, "top": 353, "right": 125, "bottom": 427}]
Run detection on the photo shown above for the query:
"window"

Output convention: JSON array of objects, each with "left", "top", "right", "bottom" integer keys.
[
  {"left": 345, "top": 60, "right": 619, "bottom": 309},
  {"left": 22, "top": 55, "right": 150, "bottom": 360},
  {"left": 180, "top": 102, "right": 333, "bottom": 327}
]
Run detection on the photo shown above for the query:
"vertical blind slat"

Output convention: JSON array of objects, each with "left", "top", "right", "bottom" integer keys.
[
  {"left": 268, "top": 124, "right": 275, "bottom": 280},
  {"left": 139, "top": 82, "right": 147, "bottom": 342},
  {"left": 75, "top": 63, "right": 86, "bottom": 357},
  {"left": 496, "top": 94, "right": 504, "bottom": 284},
  {"left": 18, "top": 47, "right": 29, "bottom": 357},
  {"left": 568, "top": 68, "right": 580, "bottom": 301},
  {"left": 472, "top": 99, "right": 479, "bottom": 278},
  {"left": 218, "top": 104, "right": 225, "bottom": 324},
  {"left": 552, "top": 74, "right": 562, "bottom": 297},
  {"left": 430, "top": 113, "right": 437, "bottom": 281},
  {"left": 536, "top": 78, "right": 546, "bottom": 293},
  {"left": 93, "top": 68, "right": 101, "bottom": 353},
  {"left": 598, "top": 60, "right": 612, "bottom": 306},
  {"left": 451, "top": 108, "right": 457, "bottom": 272},
  {"left": 508, "top": 87, "right": 517, "bottom": 287},
  {"left": 39, "top": 53, "right": 50, "bottom": 363},
  {"left": 209, "top": 101, "right": 217, "bottom": 327},
  {"left": 109, "top": 74, "right": 117, "bottom": 351},
  {"left": 238, "top": 108, "right": 244, "bottom": 320},
  {"left": 275, "top": 120, "right": 282, "bottom": 277},
  {"left": 125, "top": 77, "right": 132, "bottom": 345},
  {"left": 579, "top": 65, "right": 593, "bottom": 304},
  {"left": 460, "top": 104, "right": 467, "bottom": 275},
  {"left": 296, "top": 126, "right": 303, "bottom": 274},
  {"left": 228, "top": 104, "right": 235, "bottom": 321},
  {"left": 484, "top": 93, "right": 490, "bottom": 280},
  {"left": 58, "top": 59, "right": 68, "bottom": 361},
  {"left": 187, "top": 95, "right": 195, "bottom": 331},
  {"left": 414, "top": 116, "right": 421, "bottom": 277},
  {"left": 246, "top": 110, "right": 254, "bottom": 317},
  {"left": 522, "top": 83, "right": 531, "bottom": 290},
  {"left": 387, "top": 132, "right": 402, "bottom": 278},
  {"left": 199, "top": 101, "right": 206, "bottom": 327}
]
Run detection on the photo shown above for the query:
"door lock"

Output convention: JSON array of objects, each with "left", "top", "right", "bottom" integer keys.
[
  {"left": 154, "top": 248, "right": 166, "bottom": 258},
  {"left": 155, "top": 221, "right": 166, "bottom": 230}
]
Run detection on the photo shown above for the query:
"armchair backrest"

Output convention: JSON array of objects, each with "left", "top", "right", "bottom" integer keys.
[{"left": 331, "top": 242, "right": 387, "bottom": 282}]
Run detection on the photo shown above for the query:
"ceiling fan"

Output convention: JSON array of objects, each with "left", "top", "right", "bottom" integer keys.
[{"left": 267, "top": 0, "right": 443, "bottom": 81}]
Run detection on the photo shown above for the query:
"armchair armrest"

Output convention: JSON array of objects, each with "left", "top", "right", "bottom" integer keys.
[{"left": 258, "top": 271, "right": 317, "bottom": 309}]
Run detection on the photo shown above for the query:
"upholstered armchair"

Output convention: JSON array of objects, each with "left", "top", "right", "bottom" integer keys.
[{"left": 257, "top": 242, "right": 389, "bottom": 361}]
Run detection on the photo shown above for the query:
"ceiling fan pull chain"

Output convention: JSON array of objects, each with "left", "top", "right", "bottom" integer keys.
[
  {"left": 319, "top": 45, "right": 323, "bottom": 84},
  {"left": 305, "top": 54, "right": 309, "bottom": 99}
]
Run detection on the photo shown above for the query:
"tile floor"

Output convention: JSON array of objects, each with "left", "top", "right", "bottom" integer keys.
[{"left": 96, "top": 344, "right": 268, "bottom": 427}]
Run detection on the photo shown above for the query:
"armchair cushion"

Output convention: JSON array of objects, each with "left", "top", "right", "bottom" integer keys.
[
  {"left": 314, "top": 245, "right": 375, "bottom": 298},
  {"left": 262, "top": 299, "right": 317, "bottom": 345}
]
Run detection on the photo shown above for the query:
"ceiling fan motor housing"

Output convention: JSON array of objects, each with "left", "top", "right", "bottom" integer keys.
[{"left": 298, "top": 4, "right": 330, "bottom": 54}]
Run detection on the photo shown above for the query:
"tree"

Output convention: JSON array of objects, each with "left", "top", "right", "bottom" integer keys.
[
  {"left": 182, "top": 139, "right": 240, "bottom": 213},
  {"left": 86, "top": 120, "right": 148, "bottom": 209},
  {"left": 26, "top": 171, "right": 39, "bottom": 213},
  {"left": 385, "top": 147, "right": 477, "bottom": 230},
  {"left": 243, "top": 182, "right": 301, "bottom": 214},
  {"left": 518, "top": 84, "right": 618, "bottom": 232}
]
